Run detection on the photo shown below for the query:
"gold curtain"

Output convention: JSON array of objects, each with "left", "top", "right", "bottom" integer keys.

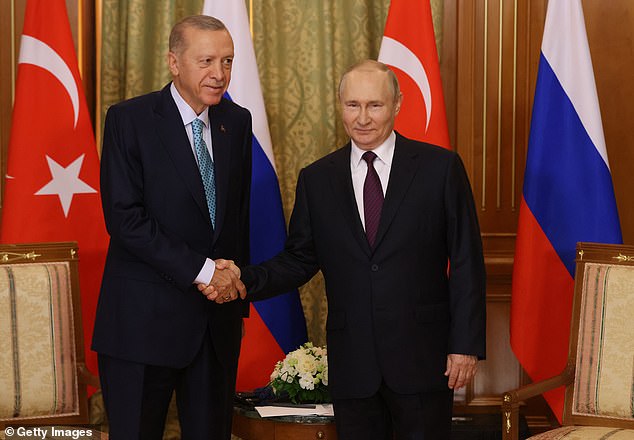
[
  {"left": 251, "top": 0, "right": 388, "bottom": 346},
  {"left": 99, "top": 0, "right": 202, "bottom": 129},
  {"left": 99, "top": 0, "right": 444, "bottom": 347}
]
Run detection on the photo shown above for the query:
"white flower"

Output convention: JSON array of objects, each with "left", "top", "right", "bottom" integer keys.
[
  {"left": 269, "top": 343, "right": 330, "bottom": 403},
  {"left": 298, "top": 355, "right": 317, "bottom": 376},
  {"left": 299, "top": 373, "right": 316, "bottom": 390}
]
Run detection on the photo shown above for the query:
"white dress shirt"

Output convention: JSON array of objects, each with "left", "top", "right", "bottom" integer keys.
[
  {"left": 350, "top": 131, "right": 396, "bottom": 230},
  {"left": 170, "top": 83, "right": 216, "bottom": 285}
]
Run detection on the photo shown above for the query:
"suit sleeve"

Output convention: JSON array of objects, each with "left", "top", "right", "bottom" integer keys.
[
  {"left": 237, "top": 113, "right": 252, "bottom": 317},
  {"left": 100, "top": 106, "right": 206, "bottom": 290},
  {"left": 242, "top": 169, "right": 320, "bottom": 300},
  {"left": 444, "top": 153, "right": 487, "bottom": 359},
  {"left": 236, "top": 111, "right": 252, "bottom": 269}
]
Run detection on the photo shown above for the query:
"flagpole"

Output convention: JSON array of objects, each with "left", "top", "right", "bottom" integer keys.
[
  {"left": 77, "top": 0, "right": 83, "bottom": 78},
  {"left": 10, "top": 0, "right": 16, "bottom": 104},
  {"left": 249, "top": 0, "right": 253, "bottom": 36},
  {"left": 95, "top": 0, "right": 102, "bottom": 153}
]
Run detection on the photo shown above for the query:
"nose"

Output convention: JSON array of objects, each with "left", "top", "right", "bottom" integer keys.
[
  {"left": 357, "top": 107, "right": 371, "bottom": 125},
  {"left": 207, "top": 61, "right": 226, "bottom": 81}
]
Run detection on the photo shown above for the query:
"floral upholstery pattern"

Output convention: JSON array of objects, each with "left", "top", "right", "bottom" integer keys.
[
  {"left": 503, "top": 244, "right": 634, "bottom": 440},
  {"left": 529, "top": 426, "right": 634, "bottom": 439},
  {"left": 0, "top": 263, "right": 78, "bottom": 421},
  {"left": 572, "top": 264, "right": 634, "bottom": 420}
]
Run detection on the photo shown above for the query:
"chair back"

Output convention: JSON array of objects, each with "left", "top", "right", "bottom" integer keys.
[
  {"left": 563, "top": 242, "right": 634, "bottom": 428},
  {"left": 0, "top": 242, "right": 89, "bottom": 427}
]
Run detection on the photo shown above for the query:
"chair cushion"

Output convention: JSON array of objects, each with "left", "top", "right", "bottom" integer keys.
[
  {"left": 572, "top": 263, "right": 634, "bottom": 420},
  {"left": 529, "top": 426, "right": 634, "bottom": 439},
  {"left": 0, "top": 262, "right": 79, "bottom": 420}
]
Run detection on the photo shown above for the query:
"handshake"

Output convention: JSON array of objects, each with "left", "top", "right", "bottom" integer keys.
[{"left": 196, "top": 259, "right": 245, "bottom": 304}]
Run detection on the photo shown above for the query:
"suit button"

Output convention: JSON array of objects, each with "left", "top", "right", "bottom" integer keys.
[{"left": 371, "top": 264, "right": 379, "bottom": 272}]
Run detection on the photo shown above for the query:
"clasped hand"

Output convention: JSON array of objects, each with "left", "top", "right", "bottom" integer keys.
[{"left": 197, "top": 259, "right": 245, "bottom": 304}]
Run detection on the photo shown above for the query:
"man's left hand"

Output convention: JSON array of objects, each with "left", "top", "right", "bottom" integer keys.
[{"left": 445, "top": 354, "right": 478, "bottom": 389}]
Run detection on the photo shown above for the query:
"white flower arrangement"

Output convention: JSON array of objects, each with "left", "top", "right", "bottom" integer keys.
[{"left": 269, "top": 342, "right": 330, "bottom": 404}]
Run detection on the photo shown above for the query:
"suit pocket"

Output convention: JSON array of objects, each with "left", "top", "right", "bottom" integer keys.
[
  {"left": 414, "top": 303, "right": 449, "bottom": 323},
  {"left": 326, "top": 310, "right": 346, "bottom": 330}
]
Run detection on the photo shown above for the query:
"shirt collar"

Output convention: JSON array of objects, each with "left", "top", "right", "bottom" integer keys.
[
  {"left": 170, "top": 82, "right": 210, "bottom": 128},
  {"left": 350, "top": 131, "right": 396, "bottom": 169}
]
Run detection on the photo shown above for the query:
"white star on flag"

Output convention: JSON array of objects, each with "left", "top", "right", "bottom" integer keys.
[{"left": 35, "top": 154, "right": 97, "bottom": 217}]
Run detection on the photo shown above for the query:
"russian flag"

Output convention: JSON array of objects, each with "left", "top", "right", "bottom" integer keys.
[
  {"left": 511, "top": 0, "right": 622, "bottom": 421},
  {"left": 202, "top": 1, "right": 308, "bottom": 391}
]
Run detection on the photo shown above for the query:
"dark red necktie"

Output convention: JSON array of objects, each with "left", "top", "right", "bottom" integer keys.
[{"left": 362, "top": 151, "right": 384, "bottom": 247}]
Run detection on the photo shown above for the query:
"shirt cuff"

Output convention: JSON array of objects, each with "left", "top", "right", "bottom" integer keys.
[{"left": 194, "top": 258, "right": 216, "bottom": 285}]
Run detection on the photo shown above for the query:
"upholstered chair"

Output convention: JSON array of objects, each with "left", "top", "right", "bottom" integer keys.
[
  {"left": 0, "top": 242, "right": 103, "bottom": 438},
  {"left": 502, "top": 242, "right": 634, "bottom": 440}
]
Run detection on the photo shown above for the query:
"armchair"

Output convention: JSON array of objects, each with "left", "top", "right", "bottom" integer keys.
[
  {"left": 0, "top": 242, "right": 100, "bottom": 431},
  {"left": 502, "top": 242, "right": 634, "bottom": 439}
]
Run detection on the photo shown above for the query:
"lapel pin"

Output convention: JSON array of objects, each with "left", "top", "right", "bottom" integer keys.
[{"left": 220, "top": 124, "right": 226, "bottom": 133}]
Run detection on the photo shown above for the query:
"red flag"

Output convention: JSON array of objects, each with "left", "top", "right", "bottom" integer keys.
[
  {"left": 0, "top": 0, "right": 108, "bottom": 387},
  {"left": 378, "top": 0, "right": 451, "bottom": 149}
]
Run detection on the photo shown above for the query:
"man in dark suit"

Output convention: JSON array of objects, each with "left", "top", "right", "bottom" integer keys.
[
  {"left": 208, "top": 59, "right": 486, "bottom": 439},
  {"left": 92, "top": 15, "right": 250, "bottom": 439}
]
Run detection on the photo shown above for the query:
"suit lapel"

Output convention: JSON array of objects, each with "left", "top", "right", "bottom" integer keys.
[
  {"left": 154, "top": 85, "right": 210, "bottom": 222},
  {"left": 209, "top": 103, "right": 231, "bottom": 243},
  {"left": 373, "top": 135, "right": 419, "bottom": 251},
  {"left": 328, "top": 144, "right": 372, "bottom": 256}
]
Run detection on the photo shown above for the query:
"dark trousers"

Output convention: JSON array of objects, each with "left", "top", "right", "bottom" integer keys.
[
  {"left": 333, "top": 382, "right": 454, "bottom": 440},
  {"left": 98, "top": 331, "right": 236, "bottom": 440}
]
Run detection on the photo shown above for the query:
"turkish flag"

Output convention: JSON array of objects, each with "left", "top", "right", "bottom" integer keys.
[
  {"left": 378, "top": 0, "right": 451, "bottom": 149},
  {"left": 0, "top": 0, "right": 108, "bottom": 387}
]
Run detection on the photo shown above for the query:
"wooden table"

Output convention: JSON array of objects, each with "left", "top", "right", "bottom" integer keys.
[{"left": 232, "top": 407, "right": 337, "bottom": 440}]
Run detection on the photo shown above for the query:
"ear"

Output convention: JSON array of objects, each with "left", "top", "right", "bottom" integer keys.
[
  {"left": 168, "top": 51, "right": 179, "bottom": 76},
  {"left": 394, "top": 92, "right": 403, "bottom": 115}
]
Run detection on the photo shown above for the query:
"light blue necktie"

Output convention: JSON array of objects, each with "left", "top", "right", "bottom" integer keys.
[{"left": 192, "top": 118, "right": 216, "bottom": 228}]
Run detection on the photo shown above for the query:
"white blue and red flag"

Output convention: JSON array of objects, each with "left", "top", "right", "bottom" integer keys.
[
  {"left": 202, "top": 1, "right": 308, "bottom": 391},
  {"left": 511, "top": 0, "right": 622, "bottom": 421}
]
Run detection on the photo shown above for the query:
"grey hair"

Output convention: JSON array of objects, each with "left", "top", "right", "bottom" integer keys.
[
  {"left": 169, "top": 15, "right": 228, "bottom": 54},
  {"left": 338, "top": 59, "right": 401, "bottom": 102}
]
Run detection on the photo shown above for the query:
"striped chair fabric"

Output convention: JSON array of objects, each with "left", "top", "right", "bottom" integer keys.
[{"left": 0, "top": 262, "right": 79, "bottom": 421}]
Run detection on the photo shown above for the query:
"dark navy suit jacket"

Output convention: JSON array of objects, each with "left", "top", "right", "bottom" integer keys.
[
  {"left": 242, "top": 134, "right": 486, "bottom": 400},
  {"left": 92, "top": 83, "right": 252, "bottom": 371}
]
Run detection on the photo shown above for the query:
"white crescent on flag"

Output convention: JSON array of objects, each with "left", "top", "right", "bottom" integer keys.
[
  {"left": 378, "top": 36, "right": 433, "bottom": 131},
  {"left": 18, "top": 34, "right": 79, "bottom": 128}
]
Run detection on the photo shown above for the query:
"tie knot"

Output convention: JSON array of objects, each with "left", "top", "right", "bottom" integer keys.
[
  {"left": 362, "top": 151, "right": 378, "bottom": 165},
  {"left": 192, "top": 118, "right": 204, "bottom": 136}
]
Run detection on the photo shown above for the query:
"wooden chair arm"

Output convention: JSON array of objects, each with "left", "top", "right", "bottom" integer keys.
[
  {"left": 501, "top": 364, "right": 574, "bottom": 440},
  {"left": 77, "top": 362, "right": 101, "bottom": 389}
]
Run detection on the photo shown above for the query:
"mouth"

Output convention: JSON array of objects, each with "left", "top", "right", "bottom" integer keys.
[{"left": 204, "top": 84, "right": 225, "bottom": 92}]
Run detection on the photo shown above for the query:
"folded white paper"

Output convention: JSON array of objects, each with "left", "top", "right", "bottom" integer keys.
[{"left": 254, "top": 404, "right": 334, "bottom": 418}]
